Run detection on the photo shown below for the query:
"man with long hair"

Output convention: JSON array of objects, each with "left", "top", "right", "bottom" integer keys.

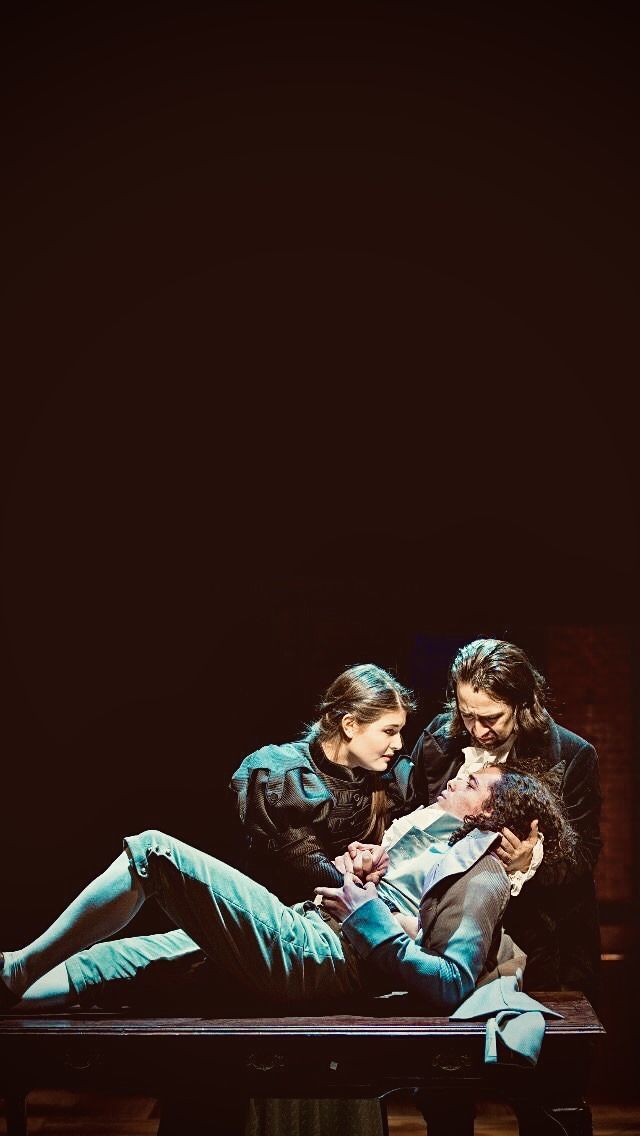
[{"left": 410, "top": 638, "right": 602, "bottom": 1004}]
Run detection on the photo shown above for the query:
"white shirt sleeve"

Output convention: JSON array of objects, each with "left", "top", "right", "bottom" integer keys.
[{"left": 508, "top": 834, "right": 544, "bottom": 896}]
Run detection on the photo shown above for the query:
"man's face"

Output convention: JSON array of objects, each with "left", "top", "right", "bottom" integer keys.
[
  {"left": 436, "top": 766, "right": 502, "bottom": 819},
  {"left": 456, "top": 681, "right": 517, "bottom": 751}
]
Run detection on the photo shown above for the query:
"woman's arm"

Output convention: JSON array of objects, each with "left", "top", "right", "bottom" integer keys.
[
  {"left": 334, "top": 843, "right": 390, "bottom": 885},
  {"left": 231, "top": 749, "right": 416, "bottom": 900},
  {"left": 231, "top": 763, "right": 344, "bottom": 895}
]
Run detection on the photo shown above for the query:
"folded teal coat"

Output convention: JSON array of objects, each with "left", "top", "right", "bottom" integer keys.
[{"left": 451, "top": 973, "right": 563, "bottom": 1065}]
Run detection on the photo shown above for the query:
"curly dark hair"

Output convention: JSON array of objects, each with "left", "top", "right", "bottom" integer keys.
[
  {"left": 443, "top": 638, "right": 552, "bottom": 760},
  {"left": 449, "top": 769, "right": 577, "bottom": 868}
]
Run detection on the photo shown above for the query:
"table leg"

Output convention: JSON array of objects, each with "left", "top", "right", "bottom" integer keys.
[
  {"left": 5, "top": 1093, "right": 27, "bottom": 1136},
  {"left": 414, "top": 1088, "right": 475, "bottom": 1136},
  {"left": 158, "top": 1092, "right": 249, "bottom": 1136},
  {"left": 515, "top": 1100, "right": 593, "bottom": 1136}
]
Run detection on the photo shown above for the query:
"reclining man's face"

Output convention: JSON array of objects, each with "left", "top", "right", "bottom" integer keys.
[{"left": 436, "top": 767, "right": 502, "bottom": 819}]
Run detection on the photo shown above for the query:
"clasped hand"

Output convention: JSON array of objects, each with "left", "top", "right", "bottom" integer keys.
[
  {"left": 332, "top": 840, "right": 390, "bottom": 884},
  {"left": 315, "top": 843, "right": 385, "bottom": 921}
]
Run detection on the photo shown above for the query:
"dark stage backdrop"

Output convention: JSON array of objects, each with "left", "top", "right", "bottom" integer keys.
[{"left": 2, "top": 0, "right": 638, "bottom": 1022}]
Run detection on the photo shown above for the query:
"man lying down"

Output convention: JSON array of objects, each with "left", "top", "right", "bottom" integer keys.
[{"left": 1, "top": 769, "right": 575, "bottom": 1017}]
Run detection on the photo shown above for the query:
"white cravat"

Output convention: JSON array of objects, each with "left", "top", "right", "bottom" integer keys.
[
  {"left": 382, "top": 803, "right": 446, "bottom": 849},
  {"left": 458, "top": 734, "right": 515, "bottom": 774}
]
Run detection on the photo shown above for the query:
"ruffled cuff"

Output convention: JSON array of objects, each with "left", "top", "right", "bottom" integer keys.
[{"left": 508, "top": 834, "right": 544, "bottom": 897}]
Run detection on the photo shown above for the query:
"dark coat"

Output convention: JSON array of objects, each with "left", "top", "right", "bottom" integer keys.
[
  {"left": 409, "top": 714, "right": 602, "bottom": 1004},
  {"left": 230, "top": 740, "right": 414, "bottom": 904}
]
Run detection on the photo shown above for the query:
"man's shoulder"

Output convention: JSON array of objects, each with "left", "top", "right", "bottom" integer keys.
[
  {"left": 421, "top": 830, "right": 502, "bottom": 897},
  {"left": 545, "top": 718, "right": 596, "bottom": 762},
  {"left": 425, "top": 712, "right": 449, "bottom": 736},
  {"left": 463, "top": 851, "right": 511, "bottom": 905},
  {"left": 549, "top": 718, "right": 592, "bottom": 748},
  {"left": 417, "top": 713, "right": 459, "bottom": 751}
]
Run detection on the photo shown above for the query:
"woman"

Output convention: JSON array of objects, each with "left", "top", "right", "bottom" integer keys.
[
  {"left": 230, "top": 663, "right": 418, "bottom": 903},
  {"left": 229, "top": 663, "right": 417, "bottom": 1136}
]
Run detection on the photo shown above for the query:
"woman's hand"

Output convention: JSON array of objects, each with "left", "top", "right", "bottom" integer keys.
[
  {"left": 496, "top": 820, "right": 539, "bottom": 873},
  {"left": 333, "top": 841, "right": 390, "bottom": 884},
  {"left": 315, "top": 875, "right": 378, "bottom": 921}
]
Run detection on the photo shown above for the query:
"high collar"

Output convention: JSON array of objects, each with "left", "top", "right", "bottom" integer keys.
[{"left": 310, "top": 739, "right": 368, "bottom": 783}]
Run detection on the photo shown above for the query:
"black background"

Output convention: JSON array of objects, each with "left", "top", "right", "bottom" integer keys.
[{"left": 2, "top": 0, "right": 638, "bottom": 959}]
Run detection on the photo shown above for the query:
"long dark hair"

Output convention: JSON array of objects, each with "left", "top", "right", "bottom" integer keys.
[
  {"left": 450, "top": 769, "right": 577, "bottom": 868},
  {"left": 306, "top": 663, "right": 417, "bottom": 842},
  {"left": 444, "top": 639, "right": 551, "bottom": 758}
]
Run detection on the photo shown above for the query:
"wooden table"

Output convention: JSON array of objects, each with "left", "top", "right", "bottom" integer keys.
[{"left": 0, "top": 992, "right": 605, "bottom": 1136}]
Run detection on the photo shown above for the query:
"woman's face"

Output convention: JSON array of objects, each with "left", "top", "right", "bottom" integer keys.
[{"left": 340, "top": 709, "right": 407, "bottom": 771}]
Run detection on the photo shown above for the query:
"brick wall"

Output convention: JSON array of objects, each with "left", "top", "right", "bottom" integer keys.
[{"left": 545, "top": 625, "right": 635, "bottom": 905}]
